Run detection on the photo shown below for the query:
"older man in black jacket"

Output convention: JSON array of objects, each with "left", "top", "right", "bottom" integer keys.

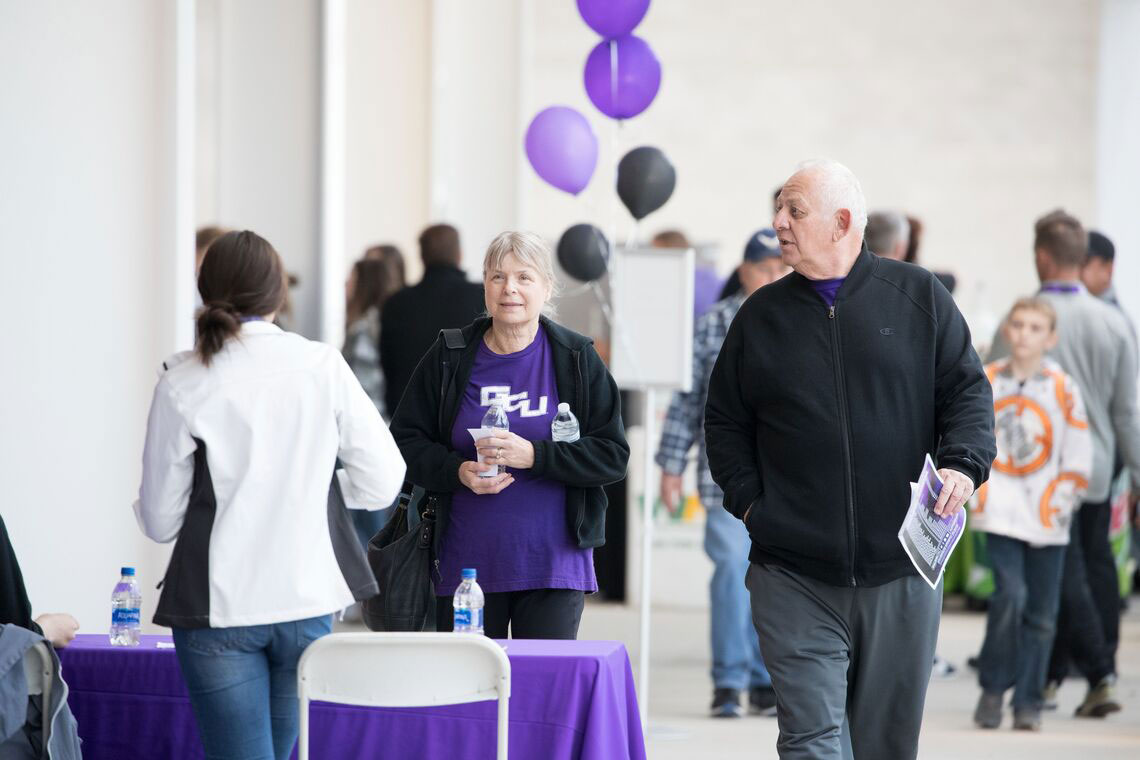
[{"left": 705, "top": 159, "right": 995, "bottom": 759}]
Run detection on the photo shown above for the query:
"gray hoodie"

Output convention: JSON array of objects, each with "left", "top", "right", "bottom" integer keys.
[{"left": 0, "top": 624, "right": 82, "bottom": 760}]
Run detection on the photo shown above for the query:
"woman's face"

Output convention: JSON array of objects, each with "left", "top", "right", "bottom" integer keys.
[{"left": 485, "top": 252, "right": 550, "bottom": 329}]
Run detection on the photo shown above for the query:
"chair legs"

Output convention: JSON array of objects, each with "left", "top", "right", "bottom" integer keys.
[
  {"left": 497, "top": 692, "right": 509, "bottom": 760},
  {"left": 298, "top": 696, "right": 310, "bottom": 760}
]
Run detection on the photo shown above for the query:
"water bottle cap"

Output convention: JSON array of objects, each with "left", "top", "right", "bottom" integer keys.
[
  {"left": 120, "top": 567, "right": 136, "bottom": 576},
  {"left": 558, "top": 402, "right": 570, "bottom": 413},
  {"left": 461, "top": 568, "right": 477, "bottom": 579}
]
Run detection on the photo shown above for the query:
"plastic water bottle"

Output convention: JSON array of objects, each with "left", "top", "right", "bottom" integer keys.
[
  {"left": 110, "top": 567, "right": 142, "bottom": 646},
  {"left": 479, "top": 402, "right": 510, "bottom": 478},
  {"left": 551, "top": 402, "right": 580, "bottom": 442},
  {"left": 453, "top": 568, "right": 485, "bottom": 634}
]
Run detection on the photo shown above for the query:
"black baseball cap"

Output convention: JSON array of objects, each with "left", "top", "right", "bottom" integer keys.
[{"left": 743, "top": 228, "right": 781, "bottom": 261}]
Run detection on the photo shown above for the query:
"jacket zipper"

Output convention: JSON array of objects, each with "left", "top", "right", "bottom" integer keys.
[
  {"left": 571, "top": 349, "right": 585, "bottom": 536},
  {"left": 828, "top": 304, "right": 859, "bottom": 586}
]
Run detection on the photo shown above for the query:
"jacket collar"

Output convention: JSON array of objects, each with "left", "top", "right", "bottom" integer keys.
[
  {"left": 458, "top": 315, "right": 594, "bottom": 352},
  {"left": 422, "top": 264, "right": 470, "bottom": 282},
  {"left": 239, "top": 320, "right": 282, "bottom": 335},
  {"left": 788, "top": 240, "right": 875, "bottom": 303}
]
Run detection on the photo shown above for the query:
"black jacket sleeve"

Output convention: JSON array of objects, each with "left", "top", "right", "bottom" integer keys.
[
  {"left": 388, "top": 339, "right": 466, "bottom": 493},
  {"left": 931, "top": 277, "right": 997, "bottom": 488},
  {"left": 1, "top": 514, "right": 41, "bottom": 634},
  {"left": 531, "top": 346, "right": 630, "bottom": 487},
  {"left": 703, "top": 310, "right": 762, "bottom": 520}
]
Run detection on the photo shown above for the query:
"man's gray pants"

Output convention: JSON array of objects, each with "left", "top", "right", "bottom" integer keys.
[{"left": 747, "top": 563, "right": 941, "bottom": 760}]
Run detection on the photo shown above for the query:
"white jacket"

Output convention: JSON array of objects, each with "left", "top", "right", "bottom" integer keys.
[
  {"left": 134, "top": 321, "right": 405, "bottom": 628},
  {"left": 970, "top": 358, "right": 1092, "bottom": 545}
]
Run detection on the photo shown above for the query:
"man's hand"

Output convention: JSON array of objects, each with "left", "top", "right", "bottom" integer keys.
[
  {"left": 35, "top": 613, "right": 79, "bottom": 648},
  {"left": 660, "top": 473, "right": 683, "bottom": 516},
  {"left": 475, "top": 430, "right": 535, "bottom": 470},
  {"left": 934, "top": 469, "right": 975, "bottom": 518},
  {"left": 458, "top": 462, "right": 515, "bottom": 494}
]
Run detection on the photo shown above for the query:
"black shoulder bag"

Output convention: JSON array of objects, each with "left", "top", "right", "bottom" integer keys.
[
  {"left": 361, "top": 327, "right": 466, "bottom": 631},
  {"left": 361, "top": 489, "right": 436, "bottom": 632}
]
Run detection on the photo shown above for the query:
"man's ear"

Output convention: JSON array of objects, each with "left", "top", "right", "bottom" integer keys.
[
  {"left": 834, "top": 209, "right": 852, "bottom": 241},
  {"left": 1045, "top": 330, "right": 1059, "bottom": 351}
]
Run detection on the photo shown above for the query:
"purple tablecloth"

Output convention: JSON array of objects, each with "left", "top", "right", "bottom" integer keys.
[{"left": 57, "top": 634, "right": 645, "bottom": 760}]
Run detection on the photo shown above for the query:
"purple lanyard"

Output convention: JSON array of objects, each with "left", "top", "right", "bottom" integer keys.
[
  {"left": 1040, "top": 283, "right": 1080, "bottom": 294},
  {"left": 239, "top": 315, "right": 265, "bottom": 323}
]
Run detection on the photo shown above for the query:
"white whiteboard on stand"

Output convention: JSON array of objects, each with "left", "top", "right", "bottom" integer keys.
[{"left": 609, "top": 246, "right": 695, "bottom": 392}]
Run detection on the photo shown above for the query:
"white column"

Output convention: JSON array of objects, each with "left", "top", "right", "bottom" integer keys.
[
  {"left": 320, "top": 0, "right": 347, "bottom": 346},
  {"left": 174, "top": 0, "right": 197, "bottom": 351},
  {"left": 1097, "top": 0, "right": 1140, "bottom": 316},
  {"left": 430, "top": 0, "right": 523, "bottom": 271}
]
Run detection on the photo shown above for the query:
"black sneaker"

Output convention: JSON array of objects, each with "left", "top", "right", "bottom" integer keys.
[
  {"left": 711, "top": 688, "right": 743, "bottom": 718},
  {"left": 749, "top": 686, "right": 777, "bottom": 716},
  {"left": 974, "top": 692, "right": 1003, "bottom": 729},
  {"left": 1013, "top": 706, "right": 1042, "bottom": 731}
]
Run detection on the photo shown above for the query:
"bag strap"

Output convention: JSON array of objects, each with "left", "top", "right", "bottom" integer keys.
[{"left": 441, "top": 328, "right": 466, "bottom": 351}]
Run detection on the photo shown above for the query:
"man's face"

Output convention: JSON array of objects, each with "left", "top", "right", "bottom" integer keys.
[
  {"left": 1081, "top": 256, "right": 1113, "bottom": 296},
  {"left": 739, "top": 258, "right": 792, "bottom": 295},
  {"left": 772, "top": 170, "right": 840, "bottom": 272},
  {"left": 1003, "top": 308, "right": 1056, "bottom": 363}
]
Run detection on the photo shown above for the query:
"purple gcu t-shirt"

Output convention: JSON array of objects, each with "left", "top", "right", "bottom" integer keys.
[{"left": 437, "top": 325, "right": 598, "bottom": 596}]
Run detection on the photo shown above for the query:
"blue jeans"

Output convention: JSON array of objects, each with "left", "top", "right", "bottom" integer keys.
[
  {"left": 977, "top": 533, "right": 1066, "bottom": 709},
  {"left": 705, "top": 504, "right": 770, "bottom": 690},
  {"left": 173, "top": 615, "right": 333, "bottom": 760}
]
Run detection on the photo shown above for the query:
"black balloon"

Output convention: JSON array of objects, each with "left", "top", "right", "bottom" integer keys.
[
  {"left": 557, "top": 224, "right": 610, "bottom": 282},
  {"left": 616, "top": 146, "right": 676, "bottom": 220}
]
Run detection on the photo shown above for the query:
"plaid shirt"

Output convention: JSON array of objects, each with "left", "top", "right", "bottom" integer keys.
[{"left": 655, "top": 294, "right": 745, "bottom": 506}]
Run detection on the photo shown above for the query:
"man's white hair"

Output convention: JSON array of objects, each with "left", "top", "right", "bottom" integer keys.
[{"left": 795, "top": 158, "right": 868, "bottom": 235}]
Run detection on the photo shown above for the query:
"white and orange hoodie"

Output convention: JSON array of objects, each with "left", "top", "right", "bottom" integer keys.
[{"left": 971, "top": 358, "right": 1093, "bottom": 545}]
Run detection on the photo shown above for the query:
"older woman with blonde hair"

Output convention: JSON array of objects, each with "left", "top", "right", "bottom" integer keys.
[{"left": 390, "top": 231, "right": 629, "bottom": 639}]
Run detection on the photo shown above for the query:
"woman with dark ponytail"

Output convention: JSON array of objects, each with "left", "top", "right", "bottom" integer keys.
[{"left": 134, "top": 230, "right": 406, "bottom": 760}]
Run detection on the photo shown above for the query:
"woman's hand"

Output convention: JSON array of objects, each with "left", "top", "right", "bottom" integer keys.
[
  {"left": 458, "top": 461, "right": 516, "bottom": 494},
  {"left": 35, "top": 612, "right": 79, "bottom": 648},
  {"left": 475, "top": 429, "right": 535, "bottom": 470}
]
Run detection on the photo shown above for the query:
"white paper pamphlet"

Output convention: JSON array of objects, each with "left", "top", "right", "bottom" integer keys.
[
  {"left": 468, "top": 428, "right": 500, "bottom": 478},
  {"left": 897, "top": 453, "right": 967, "bottom": 589}
]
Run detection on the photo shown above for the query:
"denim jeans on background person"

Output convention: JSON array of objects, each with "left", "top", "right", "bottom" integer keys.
[
  {"left": 172, "top": 615, "right": 334, "bottom": 760},
  {"left": 977, "top": 533, "right": 1066, "bottom": 709},
  {"left": 705, "top": 504, "right": 770, "bottom": 690}
]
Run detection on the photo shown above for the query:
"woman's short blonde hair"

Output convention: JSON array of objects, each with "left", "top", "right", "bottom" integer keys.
[{"left": 482, "top": 231, "right": 560, "bottom": 316}]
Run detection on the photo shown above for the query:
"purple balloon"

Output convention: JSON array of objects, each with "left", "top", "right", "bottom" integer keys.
[
  {"left": 577, "top": 0, "right": 650, "bottom": 37},
  {"left": 583, "top": 35, "right": 661, "bottom": 120},
  {"left": 524, "top": 106, "right": 598, "bottom": 195}
]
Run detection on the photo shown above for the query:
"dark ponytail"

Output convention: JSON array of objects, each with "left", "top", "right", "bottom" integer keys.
[{"left": 195, "top": 230, "right": 287, "bottom": 366}]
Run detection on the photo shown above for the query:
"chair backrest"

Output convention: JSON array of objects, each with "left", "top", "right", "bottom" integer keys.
[
  {"left": 297, "top": 632, "right": 510, "bottom": 707},
  {"left": 297, "top": 632, "right": 511, "bottom": 760}
]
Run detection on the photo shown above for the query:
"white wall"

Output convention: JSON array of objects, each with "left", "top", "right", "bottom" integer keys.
[
  {"left": 197, "top": 0, "right": 322, "bottom": 338},
  {"left": 344, "top": 0, "right": 432, "bottom": 284},
  {"left": 517, "top": 0, "right": 1099, "bottom": 330},
  {"left": 0, "top": 2, "right": 181, "bottom": 634},
  {"left": 430, "top": 0, "right": 525, "bottom": 275}
]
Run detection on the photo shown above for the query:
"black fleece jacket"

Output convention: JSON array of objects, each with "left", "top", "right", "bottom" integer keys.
[
  {"left": 389, "top": 316, "right": 629, "bottom": 560},
  {"left": 705, "top": 246, "right": 996, "bottom": 587},
  {"left": 1, "top": 514, "right": 41, "bottom": 635}
]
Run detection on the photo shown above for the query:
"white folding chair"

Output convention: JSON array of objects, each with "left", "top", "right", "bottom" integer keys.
[
  {"left": 22, "top": 641, "right": 54, "bottom": 752},
  {"left": 297, "top": 632, "right": 511, "bottom": 760}
]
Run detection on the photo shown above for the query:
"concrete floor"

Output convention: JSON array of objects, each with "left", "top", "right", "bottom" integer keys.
[{"left": 575, "top": 597, "right": 1140, "bottom": 759}]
